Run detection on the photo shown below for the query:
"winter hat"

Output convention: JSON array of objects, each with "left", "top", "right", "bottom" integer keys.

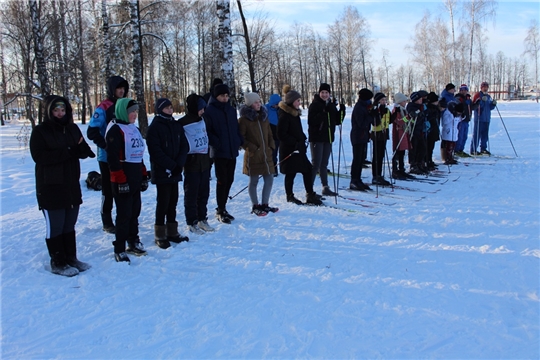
[
  {"left": 393, "top": 93, "right": 408, "bottom": 104},
  {"left": 459, "top": 84, "right": 469, "bottom": 92},
  {"left": 438, "top": 98, "right": 448, "bottom": 109},
  {"left": 427, "top": 92, "right": 439, "bottom": 104},
  {"left": 373, "top": 92, "right": 386, "bottom": 104},
  {"left": 410, "top": 92, "right": 421, "bottom": 102},
  {"left": 480, "top": 81, "right": 489, "bottom": 88},
  {"left": 155, "top": 98, "right": 172, "bottom": 115},
  {"left": 282, "top": 84, "right": 291, "bottom": 96},
  {"left": 284, "top": 89, "right": 301, "bottom": 105},
  {"left": 244, "top": 92, "right": 261, "bottom": 106},
  {"left": 126, "top": 100, "right": 139, "bottom": 114},
  {"left": 445, "top": 83, "right": 456, "bottom": 91},
  {"left": 212, "top": 78, "right": 223, "bottom": 88},
  {"left": 318, "top": 83, "right": 331, "bottom": 93},
  {"left": 186, "top": 94, "right": 206, "bottom": 115},
  {"left": 214, "top": 84, "right": 230, "bottom": 97},
  {"left": 53, "top": 100, "right": 66, "bottom": 110},
  {"left": 358, "top": 88, "right": 374, "bottom": 101},
  {"left": 418, "top": 90, "right": 429, "bottom": 98}
]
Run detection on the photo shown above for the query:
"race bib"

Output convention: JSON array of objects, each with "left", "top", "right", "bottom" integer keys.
[
  {"left": 183, "top": 120, "right": 209, "bottom": 154},
  {"left": 106, "top": 121, "right": 145, "bottom": 163}
]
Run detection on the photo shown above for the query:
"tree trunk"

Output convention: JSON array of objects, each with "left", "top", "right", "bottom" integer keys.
[
  {"left": 237, "top": 0, "right": 256, "bottom": 92},
  {"left": 129, "top": 0, "right": 148, "bottom": 136},
  {"left": 217, "top": 0, "right": 236, "bottom": 107},
  {"left": 101, "top": 0, "right": 111, "bottom": 82},
  {"left": 29, "top": 0, "right": 50, "bottom": 101}
]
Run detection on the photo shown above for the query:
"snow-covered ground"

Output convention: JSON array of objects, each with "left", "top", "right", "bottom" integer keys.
[{"left": 1, "top": 100, "right": 539, "bottom": 359}]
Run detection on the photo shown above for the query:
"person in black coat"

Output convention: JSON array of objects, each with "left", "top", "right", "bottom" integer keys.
[
  {"left": 277, "top": 88, "right": 322, "bottom": 205},
  {"left": 146, "top": 98, "right": 189, "bottom": 249},
  {"left": 349, "top": 89, "right": 374, "bottom": 191},
  {"left": 307, "top": 83, "right": 345, "bottom": 197},
  {"left": 204, "top": 84, "right": 243, "bottom": 224},
  {"left": 180, "top": 94, "right": 215, "bottom": 234},
  {"left": 406, "top": 91, "right": 429, "bottom": 174},
  {"left": 425, "top": 92, "right": 442, "bottom": 170},
  {"left": 30, "top": 95, "right": 95, "bottom": 277},
  {"left": 106, "top": 98, "right": 148, "bottom": 263}
]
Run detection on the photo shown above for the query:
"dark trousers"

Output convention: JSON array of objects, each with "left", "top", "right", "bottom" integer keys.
[
  {"left": 371, "top": 134, "right": 386, "bottom": 178},
  {"left": 99, "top": 161, "right": 114, "bottom": 223},
  {"left": 284, "top": 171, "right": 313, "bottom": 196},
  {"left": 409, "top": 134, "right": 427, "bottom": 167},
  {"left": 155, "top": 183, "right": 179, "bottom": 225},
  {"left": 214, "top": 157, "right": 236, "bottom": 210},
  {"left": 112, "top": 188, "right": 141, "bottom": 253},
  {"left": 183, "top": 169, "right": 211, "bottom": 225},
  {"left": 392, "top": 150, "right": 405, "bottom": 172},
  {"left": 351, "top": 143, "right": 367, "bottom": 182},
  {"left": 426, "top": 133, "right": 438, "bottom": 164},
  {"left": 42, "top": 206, "right": 79, "bottom": 239}
]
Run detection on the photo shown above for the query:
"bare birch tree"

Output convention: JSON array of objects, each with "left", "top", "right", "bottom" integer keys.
[
  {"left": 524, "top": 20, "right": 539, "bottom": 89},
  {"left": 217, "top": 0, "right": 236, "bottom": 106}
]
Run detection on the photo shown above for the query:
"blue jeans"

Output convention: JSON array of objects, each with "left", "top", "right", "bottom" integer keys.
[
  {"left": 470, "top": 121, "right": 490, "bottom": 153},
  {"left": 455, "top": 121, "right": 469, "bottom": 152}
]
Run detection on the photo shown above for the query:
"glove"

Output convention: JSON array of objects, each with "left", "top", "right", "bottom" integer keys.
[
  {"left": 171, "top": 166, "right": 182, "bottom": 177},
  {"left": 118, "top": 182, "right": 130, "bottom": 194},
  {"left": 482, "top": 96, "right": 488, "bottom": 102},
  {"left": 87, "top": 149, "right": 96, "bottom": 158},
  {"left": 141, "top": 179, "right": 148, "bottom": 192},
  {"left": 492, "top": 99, "right": 497, "bottom": 106},
  {"left": 67, "top": 146, "right": 79, "bottom": 158}
]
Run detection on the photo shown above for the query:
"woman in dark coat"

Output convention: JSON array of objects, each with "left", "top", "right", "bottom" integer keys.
[
  {"left": 349, "top": 88, "right": 374, "bottom": 191},
  {"left": 277, "top": 88, "right": 322, "bottom": 206},
  {"left": 146, "top": 98, "right": 189, "bottom": 249},
  {"left": 30, "top": 95, "right": 95, "bottom": 276}
]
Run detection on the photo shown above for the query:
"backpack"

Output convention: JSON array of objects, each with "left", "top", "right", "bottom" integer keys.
[{"left": 85, "top": 171, "right": 102, "bottom": 191}]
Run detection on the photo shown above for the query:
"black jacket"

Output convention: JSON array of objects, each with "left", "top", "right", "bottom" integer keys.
[
  {"left": 146, "top": 113, "right": 188, "bottom": 184},
  {"left": 307, "top": 94, "right": 342, "bottom": 143},
  {"left": 30, "top": 95, "right": 94, "bottom": 210},
  {"left": 277, "top": 101, "right": 312, "bottom": 174},
  {"left": 426, "top": 103, "right": 441, "bottom": 139},
  {"left": 350, "top": 100, "right": 373, "bottom": 145},
  {"left": 204, "top": 96, "right": 242, "bottom": 159},
  {"left": 406, "top": 102, "right": 427, "bottom": 138}
]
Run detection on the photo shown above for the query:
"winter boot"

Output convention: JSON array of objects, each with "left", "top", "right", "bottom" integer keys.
[
  {"left": 46, "top": 235, "right": 79, "bottom": 277},
  {"left": 126, "top": 237, "right": 147, "bottom": 256},
  {"left": 215, "top": 208, "right": 232, "bottom": 224},
  {"left": 63, "top": 231, "right": 91, "bottom": 272},
  {"left": 114, "top": 252, "right": 130, "bottom": 263},
  {"left": 372, "top": 176, "right": 391, "bottom": 186},
  {"left": 262, "top": 204, "right": 279, "bottom": 213},
  {"left": 154, "top": 224, "right": 171, "bottom": 249},
  {"left": 322, "top": 186, "right": 337, "bottom": 196},
  {"left": 286, "top": 194, "right": 303, "bottom": 205},
  {"left": 102, "top": 213, "right": 116, "bottom": 234},
  {"left": 166, "top": 222, "right": 189, "bottom": 243},
  {"left": 392, "top": 170, "right": 407, "bottom": 180},
  {"left": 198, "top": 220, "right": 215, "bottom": 232},
  {"left": 306, "top": 192, "right": 323, "bottom": 206}
]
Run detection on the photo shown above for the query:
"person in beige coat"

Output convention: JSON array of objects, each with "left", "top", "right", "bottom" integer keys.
[{"left": 238, "top": 92, "right": 277, "bottom": 216}]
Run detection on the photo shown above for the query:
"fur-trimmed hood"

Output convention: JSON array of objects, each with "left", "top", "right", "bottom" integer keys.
[
  {"left": 278, "top": 101, "right": 302, "bottom": 117},
  {"left": 239, "top": 104, "right": 268, "bottom": 122}
]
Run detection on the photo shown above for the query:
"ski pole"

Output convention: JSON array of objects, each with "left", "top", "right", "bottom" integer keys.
[
  {"left": 495, "top": 105, "right": 518, "bottom": 157},
  {"left": 327, "top": 113, "right": 338, "bottom": 204},
  {"left": 228, "top": 150, "right": 299, "bottom": 200}
]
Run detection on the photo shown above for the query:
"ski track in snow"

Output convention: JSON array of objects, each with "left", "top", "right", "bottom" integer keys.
[{"left": 1, "top": 102, "right": 539, "bottom": 359}]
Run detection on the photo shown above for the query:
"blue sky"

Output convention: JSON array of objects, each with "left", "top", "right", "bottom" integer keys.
[{"left": 242, "top": 0, "right": 540, "bottom": 67}]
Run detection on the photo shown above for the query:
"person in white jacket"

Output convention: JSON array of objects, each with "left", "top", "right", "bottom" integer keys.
[{"left": 441, "top": 102, "right": 463, "bottom": 165}]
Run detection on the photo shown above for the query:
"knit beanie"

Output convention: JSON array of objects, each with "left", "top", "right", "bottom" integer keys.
[
  {"left": 480, "top": 81, "right": 489, "bottom": 88},
  {"left": 438, "top": 98, "right": 447, "bottom": 109},
  {"left": 186, "top": 94, "right": 206, "bottom": 115},
  {"left": 358, "top": 88, "right": 373, "bottom": 101},
  {"left": 373, "top": 92, "right": 386, "bottom": 104},
  {"left": 445, "top": 83, "right": 456, "bottom": 91},
  {"left": 212, "top": 78, "right": 223, "bottom": 88},
  {"left": 284, "top": 90, "right": 301, "bottom": 105},
  {"left": 318, "top": 83, "right": 331, "bottom": 93},
  {"left": 427, "top": 92, "right": 439, "bottom": 104},
  {"left": 214, "top": 84, "right": 230, "bottom": 97},
  {"left": 459, "top": 84, "right": 469, "bottom": 92},
  {"left": 126, "top": 100, "right": 139, "bottom": 115},
  {"left": 393, "top": 93, "right": 408, "bottom": 104},
  {"left": 155, "top": 98, "right": 172, "bottom": 115},
  {"left": 244, "top": 92, "right": 261, "bottom": 106},
  {"left": 410, "top": 92, "right": 421, "bottom": 102}
]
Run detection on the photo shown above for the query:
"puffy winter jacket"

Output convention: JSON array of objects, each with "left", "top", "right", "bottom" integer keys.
[
  {"left": 472, "top": 91, "right": 496, "bottom": 123},
  {"left": 350, "top": 99, "right": 373, "bottom": 145},
  {"left": 238, "top": 105, "right": 275, "bottom": 176},
  {"left": 204, "top": 97, "right": 243, "bottom": 159}
]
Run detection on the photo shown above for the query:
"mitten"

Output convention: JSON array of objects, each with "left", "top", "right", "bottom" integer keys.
[
  {"left": 492, "top": 99, "right": 497, "bottom": 106},
  {"left": 141, "top": 179, "right": 148, "bottom": 192}
]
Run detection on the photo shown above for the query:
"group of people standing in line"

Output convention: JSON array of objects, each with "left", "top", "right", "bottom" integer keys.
[
  {"left": 349, "top": 82, "right": 497, "bottom": 191},
  {"left": 30, "top": 74, "right": 496, "bottom": 276}
]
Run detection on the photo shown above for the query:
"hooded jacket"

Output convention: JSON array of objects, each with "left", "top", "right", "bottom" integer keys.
[
  {"left": 30, "top": 95, "right": 95, "bottom": 210},
  {"left": 146, "top": 106, "right": 188, "bottom": 184},
  {"left": 265, "top": 93, "right": 281, "bottom": 127},
  {"left": 87, "top": 76, "right": 129, "bottom": 162},
  {"left": 238, "top": 105, "right": 275, "bottom": 176},
  {"left": 277, "top": 101, "right": 312, "bottom": 174},
  {"left": 472, "top": 91, "right": 496, "bottom": 123},
  {"left": 307, "top": 94, "right": 341, "bottom": 143},
  {"left": 350, "top": 99, "right": 373, "bottom": 145}
]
